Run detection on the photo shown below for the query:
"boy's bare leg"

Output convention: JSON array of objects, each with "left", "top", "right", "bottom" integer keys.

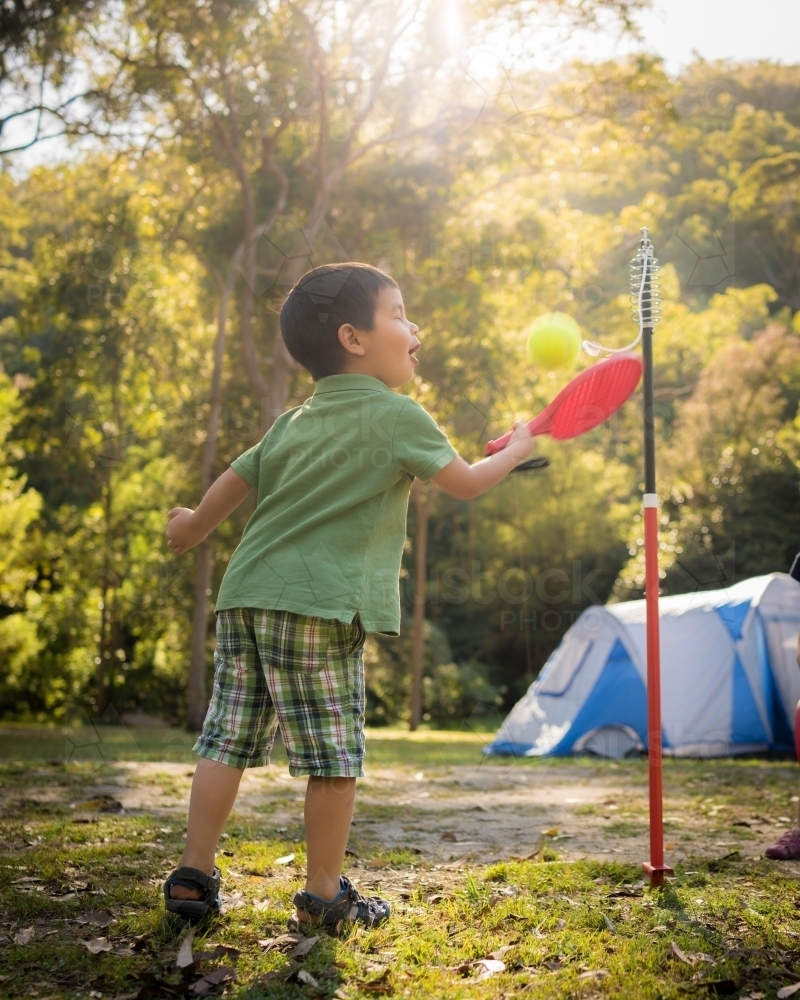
[
  {"left": 169, "top": 758, "right": 244, "bottom": 900},
  {"left": 300, "top": 776, "right": 357, "bottom": 911}
]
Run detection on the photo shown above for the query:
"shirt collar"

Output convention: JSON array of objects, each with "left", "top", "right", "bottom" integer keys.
[{"left": 312, "top": 374, "right": 393, "bottom": 395}]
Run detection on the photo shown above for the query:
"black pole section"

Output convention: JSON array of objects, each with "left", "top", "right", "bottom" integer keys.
[{"left": 640, "top": 236, "right": 656, "bottom": 496}]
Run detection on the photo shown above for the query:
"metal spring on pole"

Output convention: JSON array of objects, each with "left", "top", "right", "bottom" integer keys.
[{"left": 630, "top": 227, "right": 661, "bottom": 329}]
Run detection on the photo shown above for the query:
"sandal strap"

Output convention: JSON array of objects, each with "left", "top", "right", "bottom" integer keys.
[
  {"left": 293, "top": 876, "right": 390, "bottom": 929},
  {"left": 163, "top": 866, "right": 221, "bottom": 914},
  {"left": 168, "top": 866, "right": 220, "bottom": 892}
]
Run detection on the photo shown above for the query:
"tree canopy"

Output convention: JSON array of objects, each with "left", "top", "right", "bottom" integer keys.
[{"left": 1, "top": 2, "right": 798, "bottom": 727}]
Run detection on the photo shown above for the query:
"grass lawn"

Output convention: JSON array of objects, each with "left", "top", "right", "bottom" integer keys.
[{"left": 2, "top": 725, "right": 800, "bottom": 998}]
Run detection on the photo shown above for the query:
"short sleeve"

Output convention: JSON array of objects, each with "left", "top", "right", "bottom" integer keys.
[
  {"left": 393, "top": 397, "right": 457, "bottom": 481},
  {"left": 231, "top": 436, "right": 265, "bottom": 488}
]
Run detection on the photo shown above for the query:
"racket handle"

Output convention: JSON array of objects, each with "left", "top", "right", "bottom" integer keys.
[{"left": 485, "top": 431, "right": 513, "bottom": 455}]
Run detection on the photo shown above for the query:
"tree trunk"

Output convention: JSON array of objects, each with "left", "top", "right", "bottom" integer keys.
[
  {"left": 96, "top": 477, "right": 113, "bottom": 715},
  {"left": 409, "top": 480, "right": 438, "bottom": 731}
]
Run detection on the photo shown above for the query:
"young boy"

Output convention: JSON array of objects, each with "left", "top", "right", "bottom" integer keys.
[{"left": 163, "top": 263, "right": 535, "bottom": 929}]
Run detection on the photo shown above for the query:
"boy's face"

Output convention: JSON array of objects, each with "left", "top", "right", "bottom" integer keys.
[{"left": 338, "top": 285, "right": 420, "bottom": 388}]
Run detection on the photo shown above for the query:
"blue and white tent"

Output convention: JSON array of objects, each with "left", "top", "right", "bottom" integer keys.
[{"left": 487, "top": 573, "right": 800, "bottom": 758}]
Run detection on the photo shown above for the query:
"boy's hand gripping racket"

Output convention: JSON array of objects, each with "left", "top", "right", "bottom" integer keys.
[{"left": 485, "top": 353, "right": 643, "bottom": 455}]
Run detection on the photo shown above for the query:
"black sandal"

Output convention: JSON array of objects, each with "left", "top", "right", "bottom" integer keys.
[
  {"left": 289, "top": 876, "right": 391, "bottom": 934},
  {"left": 163, "top": 866, "right": 222, "bottom": 921}
]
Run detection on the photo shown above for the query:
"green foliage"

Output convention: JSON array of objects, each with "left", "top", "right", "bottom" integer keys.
[
  {"left": 364, "top": 618, "right": 496, "bottom": 726},
  {"left": 2, "top": 53, "right": 800, "bottom": 722}
]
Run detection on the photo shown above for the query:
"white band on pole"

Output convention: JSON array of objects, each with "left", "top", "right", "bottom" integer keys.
[{"left": 642, "top": 493, "right": 659, "bottom": 508}]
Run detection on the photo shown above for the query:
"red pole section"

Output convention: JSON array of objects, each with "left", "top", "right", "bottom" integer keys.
[{"left": 642, "top": 493, "right": 672, "bottom": 886}]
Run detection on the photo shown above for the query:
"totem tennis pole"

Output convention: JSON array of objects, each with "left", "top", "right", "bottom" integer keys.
[{"left": 632, "top": 228, "right": 673, "bottom": 887}]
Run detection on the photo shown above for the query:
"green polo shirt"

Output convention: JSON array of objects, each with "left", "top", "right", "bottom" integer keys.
[{"left": 215, "top": 374, "right": 457, "bottom": 634}]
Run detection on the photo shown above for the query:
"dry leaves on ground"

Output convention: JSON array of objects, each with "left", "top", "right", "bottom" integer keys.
[
  {"left": 13, "top": 926, "right": 35, "bottom": 945},
  {"left": 176, "top": 927, "right": 197, "bottom": 968},
  {"left": 286, "top": 969, "right": 319, "bottom": 988},
  {"left": 81, "top": 937, "right": 113, "bottom": 954},
  {"left": 258, "top": 933, "right": 319, "bottom": 958},
  {"left": 453, "top": 958, "right": 506, "bottom": 981},
  {"left": 190, "top": 967, "right": 236, "bottom": 995},
  {"left": 670, "top": 941, "right": 715, "bottom": 966},
  {"left": 578, "top": 969, "right": 610, "bottom": 981}
]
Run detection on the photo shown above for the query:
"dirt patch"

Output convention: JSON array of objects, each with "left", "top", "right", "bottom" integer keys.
[{"left": 22, "top": 754, "right": 800, "bottom": 874}]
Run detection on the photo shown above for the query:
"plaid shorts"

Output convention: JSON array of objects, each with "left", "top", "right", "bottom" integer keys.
[{"left": 194, "top": 608, "right": 366, "bottom": 777}]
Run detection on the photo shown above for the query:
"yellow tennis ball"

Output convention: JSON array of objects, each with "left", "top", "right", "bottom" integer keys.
[{"left": 526, "top": 312, "right": 582, "bottom": 369}]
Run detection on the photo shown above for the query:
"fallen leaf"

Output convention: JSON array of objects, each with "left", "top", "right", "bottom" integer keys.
[
  {"left": 602, "top": 914, "right": 616, "bottom": 932},
  {"left": 426, "top": 894, "right": 443, "bottom": 904},
  {"left": 258, "top": 932, "right": 317, "bottom": 955},
  {"left": 190, "top": 967, "right": 236, "bottom": 995},
  {"left": 648, "top": 925, "right": 668, "bottom": 934},
  {"left": 555, "top": 919, "right": 567, "bottom": 930},
  {"left": 665, "top": 842, "right": 676, "bottom": 849},
  {"left": 76, "top": 909, "right": 116, "bottom": 928},
  {"left": 778, "top": 984, "right": 800, "bottom": 999},
  {"left": 288, "top": 935, "right": 319, "bottom": 958},
  {"left": 670, "top": 942, "right": 691, "bottom": 965},
  {"left": 130, "top": 932, "right": 151, "bottom": 952},
  {"left": 367, "top": 858, "right": 392, "bottom": 869},
  {"left": 13, "top": 926, "right": 35, "bottom": 945},
  {"left": 176, "top": 926, "right": 197, "bottom": 969},
  {"left": 578, "top": 969, "right": 609, "bottom": 981},
  {"left": 488, "top": 945, "right": 514, "bottom": 959},
  {"left": 112, "top": 991, "right": 141, "bottom": 1000},
  {"left": 274, "top": 853, "right": 295, "bottom": 866},
  {"left": 440, "top": 831, "right": 457, "bottom": 842},
  {"left": 669, "top": 941, "right": 714, "bottom": 966},
  {"left": 608, "top": 885, "right": 644, "bottom": 898},
  {"left": 286, "top": 969, "right": 319, "bottom": 988},
  {"left": 82, "top": 936, "right": 112, "bottom": 954},
  {"left": 541, "top": 827, "right": 559, "bottom": 837},
  {"left": 220, "top": 891, "right": 245, "bottom": 913},
  {"left": 475, "top": 958, "right": 506, "bottom": 980}
]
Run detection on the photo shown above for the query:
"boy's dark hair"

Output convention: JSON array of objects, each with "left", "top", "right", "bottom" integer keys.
[{"left": 279, "top": 263, "right": 398, "bottom": 380}]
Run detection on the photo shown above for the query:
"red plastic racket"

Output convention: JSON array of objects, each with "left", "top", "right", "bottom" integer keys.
[{"left": 485, "top": 353, "right": 643, "bottom": 455}]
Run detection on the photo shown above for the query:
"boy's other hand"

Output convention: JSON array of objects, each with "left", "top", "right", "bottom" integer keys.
[{"left": 167, "top": 507, "right": 207, "bottom": 555}]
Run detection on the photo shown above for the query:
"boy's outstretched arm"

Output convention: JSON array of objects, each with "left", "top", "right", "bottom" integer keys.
[
  {"left": 433, "top": 422, "right": 535, "bottom": 501},
  {"left": 167, "top": 467, "right": 254, "bottom": 555}
]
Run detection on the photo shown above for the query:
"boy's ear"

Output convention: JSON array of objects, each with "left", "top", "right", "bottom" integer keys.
[{"left": 338, "top": 323, "right": 367, "bottom": 356}]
